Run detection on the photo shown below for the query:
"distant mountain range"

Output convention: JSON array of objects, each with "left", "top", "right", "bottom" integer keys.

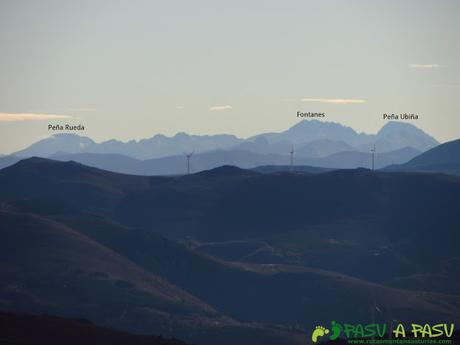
[
  {"left": 11, "top": 120, "right": 438, "bottom": 159},
  {"left": 0, "top": 120, "right": 440, "bottom": 174},
  {"left": 245, "top": 120, "right": 437, "bottom": 155},
  {"left": 13, "top": 132, "right": 242, "bottom": 160}
]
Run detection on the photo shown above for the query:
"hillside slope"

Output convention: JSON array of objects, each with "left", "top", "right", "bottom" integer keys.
[
  {"left": 1, "top": 158, "right": 460, "bottom": 343},
  {"left": 385, "top": 139, "right": 460, "bottom": 175}
]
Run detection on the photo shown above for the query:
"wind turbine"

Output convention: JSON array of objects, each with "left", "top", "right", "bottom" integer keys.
[
  {"left": 184, "top": 151, "right": 194, "bottom": 175},
  {"left": 370, "top": 144, "right": 376, "bottom": 171},
  {"left": 289, "top": 144, "right": 295, "bottom": 172}
]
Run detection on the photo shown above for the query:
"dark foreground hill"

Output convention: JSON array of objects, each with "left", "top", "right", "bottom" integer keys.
[
  {"left": 1, "top": 158, "right": 460, "bottom": 343},
  {"left": 385, "top": 138, "right": 460, "bottom": 175},
  {"left": 0, "top": 311, "right": 188, "bottom": 345},
  {"left": 4, "top": 201, "right": 458, "bottom": 344},
  {"left": 0, "top": 206, "right": 304, "bottom": 345}
]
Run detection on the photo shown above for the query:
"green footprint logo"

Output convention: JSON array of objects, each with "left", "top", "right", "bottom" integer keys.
[
  {"left": 330, "top": 320, "right": 343, "bottom": 340},
  {"left": 311, "top": 325, "right": 330, "bottom": 343}
]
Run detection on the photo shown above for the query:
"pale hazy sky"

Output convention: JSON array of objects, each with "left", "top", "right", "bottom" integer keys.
[{"left": 0, "top": 0, "right": 459, "bottom": 154}]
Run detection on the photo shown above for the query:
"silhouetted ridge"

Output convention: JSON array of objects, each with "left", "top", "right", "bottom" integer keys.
[
  {"left": 9, "top": 157, "right": 88, "bottom": 174},
  {"left": 195, "top": 165, "right": 259, "bottom": 177},
  {"left": 251, "top": 165, "right": 331, "bottom": 174},
  {"left": 8, "top": 157, "right": 136, "bottom": 178},
  {"left": 8, "top": 157, "right": 104, "bottom": 176},
  {"left": 329, "top": 167, "right": 372, "bottom": 174},
  {"left": 15, "top": 156, "right": 56, "bottom": 165},
  {"left": 14, "top": 156, "right": 88, "bottom": 167},
  {"left": 408, "top": 138, "right": 460, "bottom": 166},
  {"left": 384, "top": 138, "right": 460, "bottom": 175}
]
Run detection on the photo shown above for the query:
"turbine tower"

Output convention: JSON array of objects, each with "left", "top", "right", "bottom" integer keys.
[
  {"left": 370, "top": 144, "right": 376, "bottom": 171},
  {"left": 289, "top": 144, "right": 295, "bottom": 172},
  {"left": 184, "top": 151, "right": 194, "bottom": 175}
]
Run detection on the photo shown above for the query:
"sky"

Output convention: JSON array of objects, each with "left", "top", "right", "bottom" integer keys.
[{"left": 0, "top": 0, "right": 459, "bottom": 154}]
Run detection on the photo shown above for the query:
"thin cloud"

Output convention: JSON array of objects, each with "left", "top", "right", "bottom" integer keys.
[
  {"left": 301, "top": 98, "right": 366, "bottom": 104},
  {"left": 0, "top": 112, "right": 74, "bottom": 122},
  {"left": 410, "top": 64, "right": 443, "bottom": 69},
  {"left": 176, "top": 106, "right": 185, "bottom": 110},
  {"left": 209, "top": 105, "right": 233, "bottom": 111}
]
